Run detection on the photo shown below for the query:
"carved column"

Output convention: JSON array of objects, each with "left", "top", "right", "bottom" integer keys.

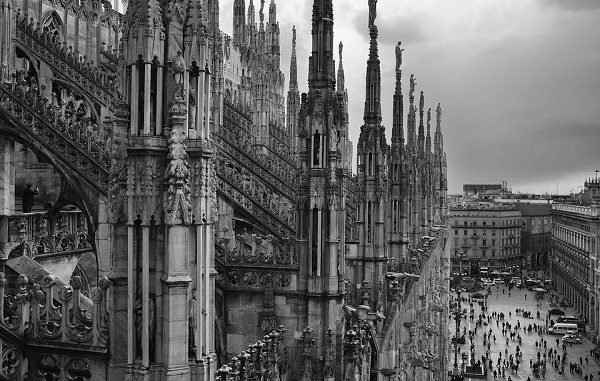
[
  {"left": 0, "top": 136, "right": 14, "bottom": 253},
  {"left": 161, "top": 91, "right": 193, "bottom": 379}
]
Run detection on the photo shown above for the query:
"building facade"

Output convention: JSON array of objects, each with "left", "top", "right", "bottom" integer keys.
[
  {"left": 551, "top": 203, "right": 600, "bottom": 332},
  {"left": 449, "top": 205, "right": 522, "bottom": 278},
  {"left": 0, "top": 0, "right": 449, "bottom": 380},
  {"left": 517, "top": 203, "right": 552, "bottom": 272}
]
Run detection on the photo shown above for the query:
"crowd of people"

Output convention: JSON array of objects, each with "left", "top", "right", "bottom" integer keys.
[{"left": 450, "top": 282, "right": 599, "bottom": 380}]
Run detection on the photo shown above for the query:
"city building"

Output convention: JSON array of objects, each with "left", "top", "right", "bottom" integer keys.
[
  {"left": 551, "top": 202, "right": 600, "bottom": 332},
  {"left": 516, "top": 203, "right": 552, "bottom": 272},
  {"left": 449, "top": 204, "right": 522, "bottom": 278},
  {"left": 0, "top": 0, "right": 450, "bottom": 380}
]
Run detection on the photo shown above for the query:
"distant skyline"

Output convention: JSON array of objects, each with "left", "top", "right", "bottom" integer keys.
[{"left": 219, "top": 0, "right": 600, "bottom": 194}]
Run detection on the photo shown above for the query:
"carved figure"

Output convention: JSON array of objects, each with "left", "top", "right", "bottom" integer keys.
[
  {"left": 172, "top": 51, "right": 185, "bottom": 85},
  {"left": 189, "top": 289, "right": 197, "bottom": 357},
  {"left": 368, "top": 0, "right": 377, "bottom": 27},
  {"left": 134, "top": 289, "right": 155, "bottom": 359},
  {"left": 436, "top": 103, "right": 442, "bottom": 120},
  {"left": 427, "top": 108, "right": 431, "bottom": 127},
  {"left": 409, "top": 74, "right": 416, "bottom": 99},
  {"left": 395, "top": 42, "right": 404, "bottom": 72}
]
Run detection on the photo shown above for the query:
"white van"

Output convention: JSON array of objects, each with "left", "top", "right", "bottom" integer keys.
[{"left": 549, "top": 323, "right": 579, "bottom": 335}]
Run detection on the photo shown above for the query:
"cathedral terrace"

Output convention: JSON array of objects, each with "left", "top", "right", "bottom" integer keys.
[{"left": 0, "top": 0, "right": 450, "bottom": 380}]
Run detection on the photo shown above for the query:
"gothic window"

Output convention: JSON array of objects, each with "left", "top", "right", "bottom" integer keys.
[
  {"left": 368, "top": 152, "right": 373, "bottom": 175},
  {"left": 393, "top": 199, "right": 398, "bottom": 232},
  {"left": 367, "top": 202, "right": 372, "bottom": 243},
  {"left": 313, "top": 130, "right": 321, "bottom": 166},
  {"left": 43, "top": 12, "right": 62, "bottom": 43},
  {"left": 311, "top": 207, "right": 318, "bottom": 275}
]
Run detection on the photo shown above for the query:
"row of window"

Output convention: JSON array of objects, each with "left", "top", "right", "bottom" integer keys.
[{"left": 453, "top": 229, "right": 520, "bottom": 237}]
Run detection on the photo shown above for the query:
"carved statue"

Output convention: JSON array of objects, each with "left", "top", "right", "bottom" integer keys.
[
  {"left": 427, "top": 108, "right": 431, "bottom": 127},
  {"left": 368, "top": 0, "right": 377, "bottom": 28},
  {"left": 395, "top": 41, "right": 404, "bottom": 72},
  {"left": 188, "top": 289, "right": 197, "bottom": 357},
  {"left": 436, "top": 103, "right": 442, "bottom": 121},
  {"left": 172, "top": 51, "right": 185, "bottom": 86},
  {"left": 409, "top": 74, "right": 416, "bottom": 99},
  {"left": 339, "top": 41, "right": 343, "bottom": 62},
  {"left": 134, "top": 289, "right": 156, "bottom": 359}
]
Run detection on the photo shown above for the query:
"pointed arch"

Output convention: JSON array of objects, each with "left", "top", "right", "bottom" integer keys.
[{"left": 42, "top": 10, "right": 63, "bottom": 43}]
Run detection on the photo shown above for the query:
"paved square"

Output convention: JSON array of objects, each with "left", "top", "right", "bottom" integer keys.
[{"left": 450, "top": 283, "right": 600, "bottom": 380}]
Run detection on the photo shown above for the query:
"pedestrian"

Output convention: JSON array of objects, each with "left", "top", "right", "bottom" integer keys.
[{"left": 21, "top": 183, "right": 38, "bottom": 213}]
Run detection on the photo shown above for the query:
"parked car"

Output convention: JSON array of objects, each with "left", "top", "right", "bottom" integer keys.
[
  {"left": 561, "top": 333, "right": 582, "bottom": 344},
  {"left": 548, "top": 308, "right": 565, "bottom": 316},
  {"left": 493, "top": 278, "right": 504, "bottom": 284}
]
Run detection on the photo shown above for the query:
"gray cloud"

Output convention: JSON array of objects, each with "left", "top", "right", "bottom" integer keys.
[
  {"left": 542, "top": 0, "right": 600, "bottom": 11},
  {"left": 352, "top": 9, "right": 427, "bottom": 46}
]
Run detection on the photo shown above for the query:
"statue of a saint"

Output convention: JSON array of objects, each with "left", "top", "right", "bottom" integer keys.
[
  {"left": 436, "top": 103, "right": 442, "bottom": 121},
  {"left": 409, "top": 74, "right": 416, "bottom": 99},
  {"left": 368, "top": 0, "right": 377, "bottom": 28},
  {"left": 395, "top": 41, "right": 404, "bottom": 72},
  {"left": 427, "top": 108, "right": 431, "bottom": 127},
  {"left": 188, "top": 289, "right": 197, "bottom": 357},
  {"left": 172, "top": 51, "right": 185, "bottom": 85}
]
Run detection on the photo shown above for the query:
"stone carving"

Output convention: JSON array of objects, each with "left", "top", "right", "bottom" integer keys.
[
  {"left": 395, "top": 41, "right": 403, "bottom": 72},
  {"left": 163, "top": 92, "right": 193, "bottom": 225},
  {"left": 368, "top": 0, "right": 377, "bottom": 27},
  {"left": 436, "top": 103, "right": 442, "bottom": 121},
  {"left": 172, "top": 50, "right": 185, "bottom": 90},
  {"left": 409, "top": 74, "right": 416, "bottom": 99},
  {"left": 427, "top": 108, "right": 431, "bottom": 128}
]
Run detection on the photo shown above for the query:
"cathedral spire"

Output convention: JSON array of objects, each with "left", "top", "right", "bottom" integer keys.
[
  {"left": 289, "top": 26, "right": 298, "bottom": 91},
  {"left": 407, "top": 74, "right": 417, "bottom": 152},
  {"left": 337, "top": 41, "right": 345, "bottom": 92},
  {"left": 426, "top": 108, "right": 432, "bottom": 158},
  {"left": 434, "top": 103, "right": 443, "bottom": 155},
  {"left": 308, "top": 0, "right": 335, "bottom": 90},
  {"left": 363, "top": 1, "right": 381, "bottom": 125},
  {"left": 391, "top": 42, "right": 403, "bottom": 145},
  {"left": 233, "top": 0, "right": 246, "bottom": 46},
  {"left": 269, "top": 0, "right": 276, "bottom": 25},
  {"left": 418, "top": 91, "right": 425, "bottom": 155},
  {"left": 248, "top": 0, "right": 256, "bottom": 25}
]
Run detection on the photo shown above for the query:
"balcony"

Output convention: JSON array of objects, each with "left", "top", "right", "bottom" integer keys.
[{"left": 553, "top": 204, "right": 600, "bottom": 217}]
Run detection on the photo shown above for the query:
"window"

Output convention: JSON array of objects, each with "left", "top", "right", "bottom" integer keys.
[
  {"left": 483, "top": 221, "right": 487, "bottom": 226},
  {"left": 455, "top": 230, "right": 458, "bottom": 235},
  {"left": 464, "top": 221, "right": 467, "bottom": 226},
  {"left": 492, "top": 221, "right": 496, "bottom": 227},
  {"left": 492, "top": 239, "right": 496, "bottom": 246},
  {"left": 454, "top": 238, "right": 458, "bottom": 245},
  {"left": 463, "top": 238, "right": 468, "bottom": 245},
  {"left": 464, "top": 230, "right": 467, "bottom": 235},
  {"left": 482, "top": 250, "right": 487, "bottom": 257},
  {"left": 492, "top": 250, "right": 496, "bottom": 257},
  {"left": 482, "top": 240, "right": 487, "bottom": 246}
]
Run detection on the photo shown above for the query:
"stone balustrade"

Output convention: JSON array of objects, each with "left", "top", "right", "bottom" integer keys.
[
  {"left": 553, "top": 203, "right": 600, "bottom": 217},
  {"left": 0, "top": 272, "right": 110, "bottom": 347},
  {"left": 216, "top": 326, "right": 288, "bottom": 381},
  {"left": 0, "top": 74, "right": 111, "bottom": 193},
  {"left": 3, "top": 210, "right": 90, "bottom": 257},
  {"left": 13, "top": 12, "right": 119, "bottom": 106}
]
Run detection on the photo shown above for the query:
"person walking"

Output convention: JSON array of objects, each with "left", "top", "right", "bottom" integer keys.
[{"left": 21, "top": 184, "right": 38, "bottom": 213}]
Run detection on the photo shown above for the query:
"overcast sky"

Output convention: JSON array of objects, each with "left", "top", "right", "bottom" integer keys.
[{"left": 219, "top": 0, "right": 600, "bottom": 194}]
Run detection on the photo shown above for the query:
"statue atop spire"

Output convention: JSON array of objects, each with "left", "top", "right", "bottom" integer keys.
[
  {"left": 436, "top": 103, "right": 442, "bottom": 124},
  {"left": 395, "top": 41, "right": 404, "bottom": 73},
  {"left": 368, "top": 0, "right": 377, "bottom": 28},
  {"left": 427, "top": 108, "right": 431, "bottom": 128},
  {"left": 337, "top": 41, "right": 345, "bottom": 92},
  {"left": 409, "top": 74, "right": 416, "bottom": 100}
]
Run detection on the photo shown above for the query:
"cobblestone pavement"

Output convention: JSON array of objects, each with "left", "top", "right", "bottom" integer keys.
[{"left": 449, "top": 283, "right": 600, "bottom": 380}]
